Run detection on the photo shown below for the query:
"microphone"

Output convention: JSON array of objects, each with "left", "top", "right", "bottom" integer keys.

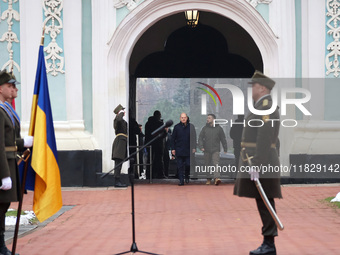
[{"left": 151, "top": 119, "right": 173, "bottom": 136}]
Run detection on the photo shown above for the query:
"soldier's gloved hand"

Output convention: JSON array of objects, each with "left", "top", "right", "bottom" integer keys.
[
  {"left": 249, "top": 166, "right": 259, "bottom": 181},
  {"left": 118, "top": 110, "right": 125, "bottom": 115},
  {"left": 24, "top": 136, "right": 34, "bottom": 147},
  {"left": 0, "top": 177, "right": 12, "bottom": 190}
]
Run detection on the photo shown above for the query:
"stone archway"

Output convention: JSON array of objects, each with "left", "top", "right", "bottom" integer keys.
[{"left": 105, "top": 0, "right": 278, "bottom": 171}]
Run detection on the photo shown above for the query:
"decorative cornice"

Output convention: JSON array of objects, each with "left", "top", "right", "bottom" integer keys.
[
  {"left": 246, "top": 0, "right": 272, "bottom": 8},
  {"left": 113, "top": 0, "right": 141, "bottom": 11},
  {"left": 43, "top": 0, "right": 65, "bottom": 76},
  {"left": 0, "top": 0, "right": 20, "bottom": 72},
  {"left": 326, "top": 0, "right": 340, "bottom": 77}
]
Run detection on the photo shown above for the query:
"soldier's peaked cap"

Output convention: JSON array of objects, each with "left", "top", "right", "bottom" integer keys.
[
  {"left": 114, "top": 104, "right": 125, "bottom": 114},
  {"left": 248, "top": 70, "right": 275, "bottom": 90},
  {"left": 10, "top": 73, "right": 20, "bottom": 85},
  {"left": 0, "top": 69, "right": 16, "bottom": 86}
]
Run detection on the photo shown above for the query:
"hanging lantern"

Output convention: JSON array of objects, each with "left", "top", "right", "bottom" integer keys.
[{"left": 185, "top": 10, "right": 199, "bottom": 28}]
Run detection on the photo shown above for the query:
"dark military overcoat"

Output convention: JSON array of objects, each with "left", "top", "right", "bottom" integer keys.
[
  {"left": 233, "top": 95, "right": 282, "bottom": 199},
  {"left": 5, "top": 102, "right": 24, "bottom": 152},
  {"left": 111, "top": 112, "right": 128, "bottom": 160},
  {"left": 0, "top": 107, "right": 20, "bottom": 203}
]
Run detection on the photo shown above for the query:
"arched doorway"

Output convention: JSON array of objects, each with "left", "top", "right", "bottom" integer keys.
[
  {"left": 128, "top": 11, "right": 265, "bottom": 179},
  {"left": 129, "top": 11, "right": 263, "bottom": 118},
  {"left": 131, "top": 11, "right": 263, "bottom": 79},
  {"left": 105, "top": 0, "right": 278, "bottom": 171}
]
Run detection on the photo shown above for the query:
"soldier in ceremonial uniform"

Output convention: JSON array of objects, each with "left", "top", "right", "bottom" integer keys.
[
  {"left": 5, "top": 73, "right": 34, "bottom": 191},
  {"left": 4, "top": 73, "right": 32, "bottom": 155},
  {"left": 234, "top": 71, "right": 282, "bottom": 255},
  {"left": 111, "top": 104, "right": 128, "bottom": 188},
  {"left": 0, "top": 70, "right": 32, "bottom": 255}
]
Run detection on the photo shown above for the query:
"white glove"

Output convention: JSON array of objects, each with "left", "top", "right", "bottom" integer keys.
[
  {"left": 24, "top": 136, "right": 34, "bottom": 147},
  {"left": 249, "top": 166, "right": 259, "bottom": 181},
  {"left": 0, "top": 177, "right": 12, "bottom": 190},
  {"left": 118, "top": 110, "right": 125, "bottom": 115}
]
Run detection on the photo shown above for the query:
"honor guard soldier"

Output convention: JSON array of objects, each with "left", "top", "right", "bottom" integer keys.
[
  {"left": 4, "top": 73, "right": 33, "bottom": 160},
  {"left": 0, "top": 70, "right": 33, "bottom": 255},
  {"left": 111, "top": 104, "right": 128, "bottom": 188},
  {"left": 234, "top": 71, "right": 282, "bottom": 255}
]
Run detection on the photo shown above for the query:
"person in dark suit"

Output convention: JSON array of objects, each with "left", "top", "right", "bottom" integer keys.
[
  {"left": 171, "top": 113, "right": 197, "bottom": 186},
  {"left": 111, "top": 104, "right": 128, "bottom": 188},
  {"left": 233, "top": 71, "right": 282, "bottom": 255},
  {"left": 0, "top": 70, "right": 33, "bottom": 254}
]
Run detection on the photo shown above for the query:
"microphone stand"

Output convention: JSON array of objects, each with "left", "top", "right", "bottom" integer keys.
[{"left": 102, "top": 131, "right": 164, "bottom": 255}]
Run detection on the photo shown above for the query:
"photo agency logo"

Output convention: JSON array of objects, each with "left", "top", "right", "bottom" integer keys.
[
  {"left": 197, "top": 82, "right": 312, "bottom": 128},
  {"left": 196, "top": 82, "right": 223, "bottom": 111}
]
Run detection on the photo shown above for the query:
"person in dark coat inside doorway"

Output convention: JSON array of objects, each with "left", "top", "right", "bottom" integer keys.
[
  {"left": 144, "top": 110, "right": 165, "bottom": 179},
  {"left": 233, "top": 71, "right": 282, "bottom": 255},
  {"left": 111, "top": 104, "right": 128, "bottom": 188},
  {"left": 171, "top": 113, "right": 197, "bottom": 186}
]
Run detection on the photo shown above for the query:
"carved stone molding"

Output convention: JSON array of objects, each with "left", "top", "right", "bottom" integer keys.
[
  {"left": 0, "top": 0, "right": 20, "bottom": 72},
  {"left": 326, "top": 0, "right": 340, "bottom": 77},
  {"left": 113, "top": 0, "right": 141, "bottom": 11},
  {"left": 246, "top": 0, "right": 272, "bottom": 8},
  {"left": 43, "top": 0, "right": 65, "bottom": 76}
]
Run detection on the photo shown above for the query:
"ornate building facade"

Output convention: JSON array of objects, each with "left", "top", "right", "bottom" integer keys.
[{"left": 0, "top": 0, "right": 339, "bottom": 186}]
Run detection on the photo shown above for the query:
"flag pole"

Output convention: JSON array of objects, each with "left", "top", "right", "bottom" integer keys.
[
  {"left": 11, "top": 26, "right": 45, "bottom": 255},
  {"left": 11, "top": 152, "right": 31, "bottom": 255}
]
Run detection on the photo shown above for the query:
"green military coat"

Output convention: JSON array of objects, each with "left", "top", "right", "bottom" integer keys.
[
  {"left": 0, "top": 107, "right": 20, "bottom": 203},
  {"left": 233, "top": 95, "right": 282, "bottom": 199},
  {"left": 111, "top": 112, "right": 128, "bottom": 160},
  {"left": 5, "top": 102, "right": 24, "bottom": 152}
]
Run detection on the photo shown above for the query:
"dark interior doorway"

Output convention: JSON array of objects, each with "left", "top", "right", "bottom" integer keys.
[
  {"left": 129, "top": 11, "right": 263, "bottom": 117},
  {"left": 134, "top": 24, "right": 255, "bottom": 78}
]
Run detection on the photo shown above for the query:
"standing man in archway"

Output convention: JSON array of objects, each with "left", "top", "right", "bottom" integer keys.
[
  {"left": 144, "top": 110, "right": 165, "bottom": 179},
  {"left": 233, "top": 71, "right": 282, "bottom": 255},
  {"left": 198, "top": 113, "right": 228, "bottom": 185},
  {"left": 171, "top": 113, "right": 196, "bottom": 186}
]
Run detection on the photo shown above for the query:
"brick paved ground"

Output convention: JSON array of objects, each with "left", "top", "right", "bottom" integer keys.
[{"left": 6, "top": 182, "right": 340, "bottom": 255}]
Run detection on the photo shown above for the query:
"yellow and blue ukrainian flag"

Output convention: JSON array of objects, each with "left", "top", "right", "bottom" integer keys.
[{"left": 28, "top": 44, "right": 63, "bottom": 222}]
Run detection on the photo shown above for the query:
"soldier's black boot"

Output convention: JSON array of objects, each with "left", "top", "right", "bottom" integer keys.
[
  {"left": 249, "top": 237, "right": 276, "bottom": 255},
  {"left": 0, "top": 234, "right": 16, "bottom": 255}
]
